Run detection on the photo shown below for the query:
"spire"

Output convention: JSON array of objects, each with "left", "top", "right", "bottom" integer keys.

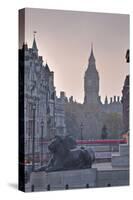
[
  {"left": 117, "top": 96, "right": 120, "bottom": 102},
  {"left": 89, "top": 42, "right": 95, "bottom": 62},
  {"left": 105, "top": 96, "right": 108, "bottom": 104},
  {"left": 32, "top": 31, "right": 38, "bottom": 51},
  {"left": 114, "top": 96, "right": 116, "bottom": 102},
  {"left": 91, "top": 42, "right": 93, "bottom": 54},
  {"left": 98, "top": 96, "right": 102, "bottom": 104},
  {"left": 45, "top": 61, "right": 50, "bottom": 73}
]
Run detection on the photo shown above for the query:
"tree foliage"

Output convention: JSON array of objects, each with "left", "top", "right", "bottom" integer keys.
[
  {"left": 103, "top": 113, "right": 123, "bottom": 139},
  {"left": 101, "top": 125, "right": 108, "bottom": 139}
]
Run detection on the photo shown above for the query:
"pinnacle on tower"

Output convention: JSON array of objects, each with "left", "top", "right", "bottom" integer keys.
[
  {"left": 91, "top": 42, "right": 93, "bottom": 55},
  {"left": 45, "top": 61, "right": 50, "bottom": 73},
  {"left": 89, "top": 42, "right": 95, "bottom": 62},
  {"left": 114, "top": 96, "right": 116, "bottom": 102},
  {"left": 32, "top": 31, "right": 38, "bottom": 51},
  {"left": 105, "top": 96, "right": 108, "bottom": 104},
  {"left": 117, "top": 96, "right": 120, "bottom": 102}
]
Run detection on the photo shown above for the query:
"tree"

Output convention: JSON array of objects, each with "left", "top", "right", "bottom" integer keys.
[
  {"left": 103, "top": 113, "right": 123, "bottom": 139},
  {"left": 101, "top": 125, "right": 108, "bottom": 139}
]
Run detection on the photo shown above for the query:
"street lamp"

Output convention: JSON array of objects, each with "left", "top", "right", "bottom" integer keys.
[
  {"left": 32, "top": 103, "right": 36, "bottom": 172},
  {"left": 80, "top": 122, "right": 83, "bottom": 149},
  {"left": 41, "top": 120, "right": 44, "bottom": 166},
  {"left": 28, "top": 124, "right": 31, "bottom": 161}
]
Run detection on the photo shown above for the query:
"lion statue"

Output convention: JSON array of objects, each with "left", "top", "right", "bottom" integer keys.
[{"left": 36, "top": 135, "right": 95, "bottom": 172}]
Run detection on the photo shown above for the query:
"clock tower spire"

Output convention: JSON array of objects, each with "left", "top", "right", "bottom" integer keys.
[{"left": 84, "top": 44, "right": 99, "bottom": 105}]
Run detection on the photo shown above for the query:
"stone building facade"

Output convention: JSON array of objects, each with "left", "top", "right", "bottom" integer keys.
[
  {"left": 122, "top": 49, "right": 129, "bottom": 133},
  {"left": 55, "top": 92, "right": 67, "bottom": 135},
  {"left": 19, "top": 36, "right": 66, "bottom": 161}
]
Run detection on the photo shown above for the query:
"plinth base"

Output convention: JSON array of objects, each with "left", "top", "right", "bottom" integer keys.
[{"left": 30, "top": 168, "right": 97, "bottom": 191}]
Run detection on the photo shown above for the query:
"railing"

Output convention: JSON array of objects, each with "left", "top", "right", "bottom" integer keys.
[
  {"left": 38, "top": 139, "right": 127, "bottom": 145},
  {"left": 76, "top": 139, "right": 127, "bottom": 145}
]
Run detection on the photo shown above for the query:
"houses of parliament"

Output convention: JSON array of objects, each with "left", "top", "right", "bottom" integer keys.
[{"left": 65, "top": 45, "right": 123, "bottom": 139}]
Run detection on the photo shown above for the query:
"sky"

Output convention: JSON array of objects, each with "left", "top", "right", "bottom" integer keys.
[{"left": 23, "top": 8, "right": 129, "bottom": 103}]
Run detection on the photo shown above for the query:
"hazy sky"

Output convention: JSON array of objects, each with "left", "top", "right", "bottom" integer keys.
[{"left": 24, "top": 8, "right": 129, "bottom": 103}]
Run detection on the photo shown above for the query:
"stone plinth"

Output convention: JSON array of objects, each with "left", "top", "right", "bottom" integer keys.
[
  {"left": 30, "top": 168, "right": 97, "bottom": 191},
  {"left": 112, "top": 144, "right": 129, "bottom": 167},
  {"left": 119, "top": 144, "right": 129, "bottom": 156},
  {"left": 97, "top": 169, "right": 129, "bottom": 187}
]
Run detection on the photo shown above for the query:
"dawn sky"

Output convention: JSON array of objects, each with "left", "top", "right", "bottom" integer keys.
[{"left": 24, "top": 8, "right": 129, "bottom": 103}]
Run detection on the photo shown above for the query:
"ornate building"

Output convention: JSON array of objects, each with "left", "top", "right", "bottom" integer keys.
[
  {"left": 122, "top": 49, "right": 130, "bottom": 135},
  {"left": 84, "top": 45, "right": 122, "bottom": 113},
  {"left": 55, "top": 92, "right": 67, "bottom": 135},
  {"left": 19, "top": 35, "right": 66, "bottom": 164},
  {"left": 122, "top": 75, "right": 129, "bottom": 133},
  {"left": 65, "top": 45, "right": 123, "bottom": 139}
]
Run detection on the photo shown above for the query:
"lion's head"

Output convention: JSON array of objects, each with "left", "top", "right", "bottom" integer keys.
[
  {"left": 48, "top": 135, "right": 64, "bottom": 154},
  {"left": 48, "top": 135, "right": 76, "bottom": 156}
]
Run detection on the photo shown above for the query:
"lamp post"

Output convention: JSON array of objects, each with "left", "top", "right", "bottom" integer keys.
[
  {"left": 32, "top": 103, "right": 36, "bottom": 172},
  {"left": 28, "top": 125, "right": 31, "bottom": 161},
  {"left": 80, "top": 122, "right": 83, "bottom": 149},
  {"left": 41, "top": 120, "right": 44, "bottom": 166}
]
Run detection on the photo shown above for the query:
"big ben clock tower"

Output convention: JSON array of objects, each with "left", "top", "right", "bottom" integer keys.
[{"left": 84, "top": 45, "right": 100, "bottom": 105}]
